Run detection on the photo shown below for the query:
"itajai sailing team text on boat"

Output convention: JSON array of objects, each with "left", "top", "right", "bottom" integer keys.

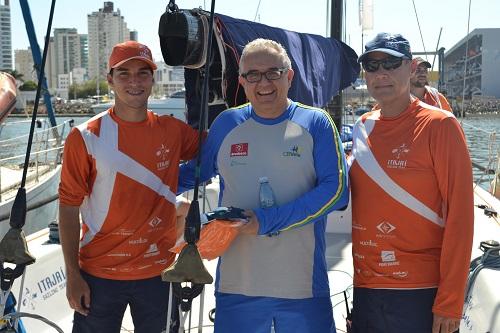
[{"left": 1, "top": 1, "right": 499, "bottom": 333}]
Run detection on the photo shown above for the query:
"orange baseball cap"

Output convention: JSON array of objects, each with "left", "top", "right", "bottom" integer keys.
[{"left": 108, "top": 41, "right": 157, "bottom": 71}]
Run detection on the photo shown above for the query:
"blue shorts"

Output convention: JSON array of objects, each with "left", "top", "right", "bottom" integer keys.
[
  {"left": 352, "top": 287, "right": 437, "bottom": 333},
  {"left": 214, "top": 292, "right": 335, "bottom": 333},
  {"left": 72, "top": 271, "right": 179, "bottom": 333}
]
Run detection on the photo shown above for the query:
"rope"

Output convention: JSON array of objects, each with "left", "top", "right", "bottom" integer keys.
[
  {"left": 465, "top": 247, "right": 500, "bottom": 300},
  {"left": 1, "top": 312, "right": 64, "bottom": 333}
]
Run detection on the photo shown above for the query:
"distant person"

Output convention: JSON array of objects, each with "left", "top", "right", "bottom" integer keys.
[
  {"left": 178, "top": 38, "right": 349, "bottom": 333},
  {"left": 410, "top": 57, "right": 452, "bottom": 111},
  {"left": 350, "top": 33, "right": 474, "bottom": 333},
  {"left": 58, "top": 40, "right": 201, "bottom": 333}
]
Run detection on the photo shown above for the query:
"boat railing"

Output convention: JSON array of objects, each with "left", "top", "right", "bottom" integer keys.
[
  {"left": 0, "top": 146, "right": 63, "bottom": 201},
  {"left": 461, "top": 121, "right": 499, "bottom": 197},
  {"left": 0, "top": 119, "right": 73, "bottom": 202}
]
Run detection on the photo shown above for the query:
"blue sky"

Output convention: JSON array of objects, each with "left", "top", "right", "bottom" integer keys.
[{"left": 9, "top": 0, "right": 499, "bottom": 69}]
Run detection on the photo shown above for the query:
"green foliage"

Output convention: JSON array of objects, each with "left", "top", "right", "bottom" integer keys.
[
  {"left": 1, "top": 69, "right": 24, "bottom": 81},
  {"left": 69, "top": 80, "right": 109, "bottom": 99},
  {"left": 19, "top": 80, "right": 38, "bottom": 91}
]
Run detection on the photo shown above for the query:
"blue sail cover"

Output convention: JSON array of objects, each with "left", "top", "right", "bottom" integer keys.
[
  {"left": 183, "top": 12, "right": 360, "bottom": 128},
  {"left": 217, "top": 14, "right": 360, "bottom": 107}
]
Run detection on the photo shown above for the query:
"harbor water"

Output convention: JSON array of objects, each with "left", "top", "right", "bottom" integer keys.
[{"left": 2, "top": 114, "right": 499, "bottom": 191}]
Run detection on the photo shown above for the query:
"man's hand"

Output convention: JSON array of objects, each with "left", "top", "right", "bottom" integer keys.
[
  {"left": 66, "top": 272, "right": 91, "bottom": 316},
  {"left": 239, "top": 210, "right": 259, "bottom": 235},
  {"left": 432, "top": 314, "right": 460, "bottom": 333}
]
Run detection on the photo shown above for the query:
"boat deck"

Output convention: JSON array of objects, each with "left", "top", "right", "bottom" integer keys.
[
  {"left": 116, "top": 232, "right": 354, "bottom": 333},
  {"left": 12, "top": 185, "right": 499, "bottom": 333},
  {"left": 121, "top": 185, "right": 500, "bottom": 332}
]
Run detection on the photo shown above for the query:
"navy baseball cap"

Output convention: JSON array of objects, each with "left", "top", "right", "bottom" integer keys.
[{"left": 358, "top": 33, "right": 412, "bottom": 62}]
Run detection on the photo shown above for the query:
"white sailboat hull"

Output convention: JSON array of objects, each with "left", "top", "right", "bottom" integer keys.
[
  {"left": 0, "top": 166, "right": 61, "bottom": 240},
  {"left": 6, "top": 180, "right": 498, "bottom": 332}
]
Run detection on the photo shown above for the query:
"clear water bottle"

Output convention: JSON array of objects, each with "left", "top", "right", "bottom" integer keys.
[
  {"left": 259, "top": 177, "right": 280, "bottom": 237},
  {"left": 259, "top": 176, "right": 276, "bottom": 208}
]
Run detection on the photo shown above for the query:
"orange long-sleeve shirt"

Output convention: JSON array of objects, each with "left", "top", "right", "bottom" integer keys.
[
  {"left": 349, "top": 100, "right": 473, "bottom": 318},
  {"left": 59, "top": 109, "right": 199, "bottom": 280}
]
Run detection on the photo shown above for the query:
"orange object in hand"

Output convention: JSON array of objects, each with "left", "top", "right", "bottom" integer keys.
[{"left": 170, "top": 219, "right": 243, "bottom": 260}]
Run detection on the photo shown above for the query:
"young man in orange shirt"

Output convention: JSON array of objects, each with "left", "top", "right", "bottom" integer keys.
[
  {"left": 410, "top": 57, "right": 452, "bottom": 111},
  {"left": 350, "top": 33, "right": 473, "bottom": 333},
  {"left": 58, "top": 41, "right": 200, "bottom": 333}
]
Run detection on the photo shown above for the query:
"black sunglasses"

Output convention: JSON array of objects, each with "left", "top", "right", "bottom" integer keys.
[
  {"left": 240, "top": 67, "right": 288, "bottom": 83},
  {"left": 362, "top": 57, "right": 404, "bottom": 73}
]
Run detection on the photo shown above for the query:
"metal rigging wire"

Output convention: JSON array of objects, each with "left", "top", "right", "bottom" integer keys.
[
  {"left": 460, "top": 0, "right": 473, "bottom": 118},
  {"left": 254, "top": 0, "right": 263, "bottom": 21},
  {"left": 411, "top": 0, "right": 428, "bottom": 59}
]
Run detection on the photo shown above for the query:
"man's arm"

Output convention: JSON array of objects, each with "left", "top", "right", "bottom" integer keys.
[
  {"left": 177, "top": 112, "right": 235, "bottom": 195},
  {"left": 431, "top": 116, "right": 474, "bottom": 320},
  {"left": 59, "top": 204, "right": 90, "bottom": 315},
  {"left": 254, "top": 111, "right": 349, "bottom": 235}
]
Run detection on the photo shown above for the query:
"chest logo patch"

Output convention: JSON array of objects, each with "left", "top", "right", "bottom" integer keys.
[
  {"left": 387, "top": 143, "right": 409, "bottom": 169},
  {"left": 282, "top": 145, "right": 302, "bottom": 157},
  {"left": 156, "top": 143, "right": 171, "bottom": 170},
  {"left": 230, "top": 143, "right": 248, "bottom": 157}
]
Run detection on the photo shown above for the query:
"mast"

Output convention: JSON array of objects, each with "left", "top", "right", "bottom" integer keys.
[
  {"left": 327, "top": 0, "right": 343, "bottom": 131},
  {"left": 19, "top": 0, "right": 57, "bottom": 127}
]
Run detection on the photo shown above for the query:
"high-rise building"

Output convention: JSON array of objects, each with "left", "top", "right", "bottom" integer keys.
[
  {"left": 87, "top": 2, "right": 130, "bottom": 80},
  {"left": 45, "top": 37, "right": 57, "bottom": 89},
  {"left": 80, "top": 34, "right": 89, "bottom": 73},
  {"left": 45, "top": 29, "right": 88, "bottom": 89},
  {"left": 130, "top": 30, "right": 138, "bottom": 42},
  {"left": 14, "top": 48, "right": 34, "bottom": 81},
  {"left": 53, "top": 28, "right": 82, "bottom": 76},
  {"left": 0, "top": 0, "right": 12, "bottom": 70}
]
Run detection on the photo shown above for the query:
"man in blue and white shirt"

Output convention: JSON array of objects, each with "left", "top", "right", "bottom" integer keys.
[{"left": 179, "top": 38, "right": 348, "bottom": 333}]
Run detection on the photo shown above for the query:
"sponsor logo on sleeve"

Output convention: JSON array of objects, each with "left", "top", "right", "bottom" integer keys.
[{"left": 230, "top": 143, "right": 248, "bottom": 157}]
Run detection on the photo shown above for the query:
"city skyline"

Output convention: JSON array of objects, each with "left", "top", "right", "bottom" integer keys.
[{"left": 8, "top": 0, "right": 500, "bottom": 68}]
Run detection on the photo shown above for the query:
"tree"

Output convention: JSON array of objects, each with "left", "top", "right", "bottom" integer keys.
[
  {"left": 69, "top": 80, "right": 109, "bottom": 99},
  {"left": 19, "top": 80, "right": 38, "bottom": 91},
  {"left": 1, "top": 69, "right": 24, "bottom": 81}
]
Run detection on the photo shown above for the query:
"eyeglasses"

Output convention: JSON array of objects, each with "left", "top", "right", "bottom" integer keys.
[
  {"left": 362, "top": 57, "right": 404, "bottom": 73},
  {"left": 240, "top": 67, "right": 288, "bottom": 83}
]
